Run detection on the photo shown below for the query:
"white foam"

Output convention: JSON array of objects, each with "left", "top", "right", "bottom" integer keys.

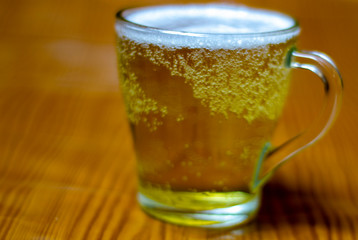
[{"left": 116, "top": 4, "right": 300, "bottom": 49}]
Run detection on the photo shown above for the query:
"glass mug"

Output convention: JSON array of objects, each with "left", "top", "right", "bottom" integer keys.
[{"left": 115, "top": 4, "right": 343, "bottom": 228}]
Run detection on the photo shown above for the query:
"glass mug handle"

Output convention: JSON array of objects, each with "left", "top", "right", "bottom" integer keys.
[{"left": 252, "top": 49, "right": 344, "bottom": 190}]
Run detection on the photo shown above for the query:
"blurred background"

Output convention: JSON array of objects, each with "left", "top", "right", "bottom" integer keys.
[{"left": 0, "top": 0, "right": 357, "bottom": 239}]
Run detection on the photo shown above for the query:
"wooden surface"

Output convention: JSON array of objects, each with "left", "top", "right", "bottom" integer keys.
[{"left": 0, "top": 0, "right": 357, "bottom": 239}]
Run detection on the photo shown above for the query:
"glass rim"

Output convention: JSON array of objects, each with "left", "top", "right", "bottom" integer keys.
[{"left": 115, "top": 4, "right": 300, "bottom": 38}]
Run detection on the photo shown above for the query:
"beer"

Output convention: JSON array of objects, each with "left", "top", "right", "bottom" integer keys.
[{"left": 116, "top": 4, "right": 299, "bottom": 226}]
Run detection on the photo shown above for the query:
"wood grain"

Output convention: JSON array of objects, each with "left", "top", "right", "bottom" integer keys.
[{"left": 0, "top": 0, "right": 357, "bottom": 239}]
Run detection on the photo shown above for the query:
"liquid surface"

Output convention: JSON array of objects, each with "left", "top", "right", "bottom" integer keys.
[
  {"left": 124, "top": 4, "right": 295, "bottom": 33},
  {"left": 117, "top": 4, "right": 299, "bottom": 49}
]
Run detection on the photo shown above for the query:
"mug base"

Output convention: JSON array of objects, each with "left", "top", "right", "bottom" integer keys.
[{"left": 138, "top": 189, "right": 261, "bottom": 228}]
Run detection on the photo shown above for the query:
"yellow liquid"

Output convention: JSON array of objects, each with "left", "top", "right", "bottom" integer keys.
[
  {"left": 117, "top": 38, "right": 294, "bottom": 194},
  {"left": 117, "top": 33, "right": 295, "bottom": 227}
]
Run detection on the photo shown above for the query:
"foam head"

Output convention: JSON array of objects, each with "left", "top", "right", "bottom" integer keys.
[{"left": 116, "top": 4, "right": 300, "bottom": 49}]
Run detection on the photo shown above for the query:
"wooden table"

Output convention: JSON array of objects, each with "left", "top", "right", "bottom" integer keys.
[{"left": 1, "top": 0, "right": 357, "bottom": 239}]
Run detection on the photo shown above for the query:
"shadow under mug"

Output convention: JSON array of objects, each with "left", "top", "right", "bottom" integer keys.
[{"left": 115, "top": 4, "right": 343, "bottom": 228}]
